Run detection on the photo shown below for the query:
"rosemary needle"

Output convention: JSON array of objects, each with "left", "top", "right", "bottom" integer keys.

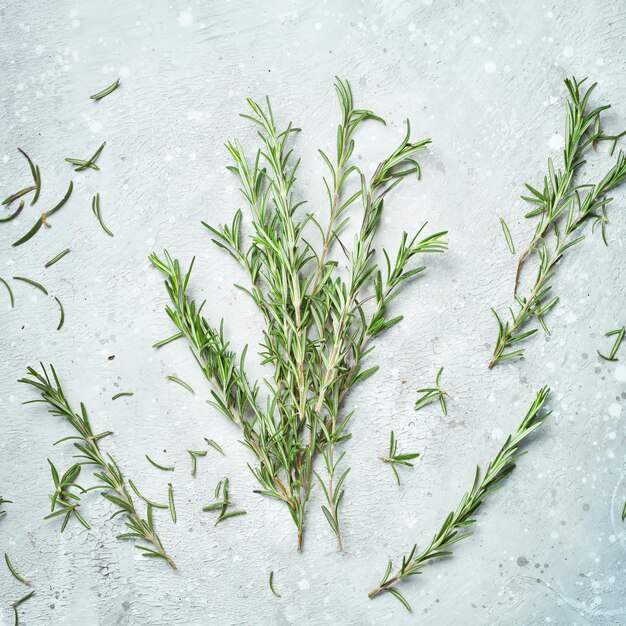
[
  {"left": 168, "top": 483, "right": 176, "bottom": 524},
  {"left": 72, "top": 142, "right": 106, "bottom": 172},
  {"left": 44, "top": 248, "right": 71, "bottom": 268},
  {"left": 188, "top": 450, "right": 207, "bottom": 477},
  {"left": 0, "top": 200, "right": 25, "bottom": 223},
  {"left": 2, "top": 186, "right": 35, "bottom": 206},
  {"left": 499, "top": 217, "right": 515, "bottom": 254},
  {"left": 17, "top": 148, "right": 41, "bottom": 205},
  {"left": 12, "top": 589, "right": 35, "bottom": 626},
  {"left": 166, "top": 375, "right": 194, "bottom": 394},
  {"left": 598, "top": 326, "right": 625, "bottom": 361},
  {"left": 64, "top": 158, "right": 99, "bottom": 170},
  {"left": 146, "top": 455, "right": 174, "bottom": 471},
  {"left": 269, "top": 571, "right": 281, "bottom": 597},
  {"left": 4, "top": 553, "right": 31, "bottom": 585},
  {"left": 54, "top": 296, "right": 64, "bottom": 331},
  {"left": 204, "top": 438, "right": 225, "bottom": 455},
  {"left": 112, "top": 391, "right": 134, "bottom": 400},
  {"left": 13, "top": 276, "right": 48, "bottom": 295},
  {"left": 90, "top": 78, "right": 120, "bottom": 100},
  {"left": 153, "top": 331, "right": 184, "bottom": 349},
  {"left": 91, "top": 193, "right": 114, "bottom": 236},
  {"left": 128, "top": 479, "right": 168, "bottom": 509},
  {"left": 0, "top": 277, "right": 14, "bottom": 308}
]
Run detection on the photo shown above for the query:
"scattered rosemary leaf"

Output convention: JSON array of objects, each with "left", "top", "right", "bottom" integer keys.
[
  {"left": 202, "top": 477, "right": 246, "bottom": 524},
  {"left": 46, "top": 181, "right": 74, "bottom": 218},
  {"left": 146, "top": 454, "right": 174, "bottom": 471},
  {"left": 153, "top": 331, "right": 184, "bottom": 349},
  {"left": 91, "top": 193, "right": 114, "bottom": 236},
  {"left": 4, "top": 553, "right": 30, "bottom": 585},
  {"left": 167, "top": 483, "right": 176, "bottom": 523},
  {"left": 12, "top": 218, "right": 43, "bottom": 247},
  {"left": 11, "top": 589, "right": 35, "bottom": 626},
  {"left": 379, "top": 431, "right": 420, "bottom": 486},
  {"left": 499, "top": 217, "right": 515, "bottom": 254},
  {"left": 597, "top": 325, "right": 625, "bottom": 361},
  {"left": 0, "top": 200, "right": 25, "bottom": 223},
  {"left": 0, "top": 277, "right": 14, "bottom": 308},
  {"left": 0, "top": 496, "right": 13, "bottom": 516},
  {"left": 32, "top": 165, "right": 41, "bottom": 205},
  {"left": 64, "top": 157, "right": 99, "bottom": 170},
  {"left": 2, "top": 186, "right": 35, "bottom": 206},
  {"left": 13, "top": 276, "right": 48, "bottom": 295},
  {"left": 112, "top": 391, "right": 134, "bottom": 400},
  {"left": 128, "top": 479, "right": 168, "bottom": 509},
  {"left": 166, "top": 375, "right": 194, "bottom": 394},
  {"left": 269, "top": 571, "right": 281, "bottom": 597},
  {"left": 188, "top": 450, "right": 207, "bottom": 477},
  {"left": 73, "top": 142, "right": 106, "bottom": 172},
  {"left": 54, "top": 296, "right": 64, "bottom": 331},
  {"left": 45, "top": 248, "right": 71, "bottom": 268},
  {"left": 622, "top": 501, "right": 626, "bottom": 522},
  {"left": 90, "top": 78, "right": 120, "bottom": 100},
  {"left": 204, "top": 438, "right": 225, "bottom": 455},
  {"left": 414, "top": 367, "right": 449, "bottom": 415}
]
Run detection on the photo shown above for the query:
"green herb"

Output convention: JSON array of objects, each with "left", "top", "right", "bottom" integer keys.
[
  {"left": 0, "top": 496, "right": 12, "bottom": 517},
  {"left": 90, "top": 78, "right": 120, "bottom": 101},
  {"left": 167, "top": 483, "right": 176, "bottom": 524},
  {"left": 166, "top": 375, "right": 194, "bottom": 394},
  {"left": 202, "top": 477, "right": 246, "bottom": 524},
  {"left": 414, "top": 367, "right": 449, "bottom": 415},
  {"left": 597, "top": 326, "right": 625, "bottom": 361},
  {"left": 44, "top": 460, "right": 90, "bottom": 531},
  {"left": 11, "top": 589, "right": 35, "bottom": 625},
  {"left": 128, "top": 479, "right": 168, "bottom": 510},
  {"left": 150, "top": 77, "right": 447, "bottom": 550},
  {"left": 4, "top": 553, "right": 30, "bottom": 585},
  {"left": 91, "top": 193, "right": 114, "bottom": 236},
  {"left": 188, "top": 449, "right": 207, "bottom": 477},
  {"left": 112, "top": 391, "right": 134, "bottom": 400},
  {"left": 0, "top": 278, "right": 15, "bottom": 308},
  {"left": 204, "top": 438, "right": 224, "bottom": 455},
  {"left": 69, "top": 141, "right": 106, "bottom": 171},
  {"left": 499, "top": 217, "right": 515, "bottom": 254},
  {"left": 622, "top": 501, "right": 626, "bottom": 522},
  {"left": 17, "top": 148, "right": 40, "bottom": 205},
  {"left": 12, "top": 181, "right": 73, "bottom": 247},
  {"left": 13, "top": 276, "right": 48, "bottom": 295},
  {"left": 54, "top": 296, "right": 64, "bottom": 331},
  {"left": 489, "top": 77, "right": 626, "bottom": 368},
  {"left": 146, "top": 455, "right": 174, "bottom": 471},
  {"left": 20, "top": 364, "right": 176, "bottom": 569},
  {"left": 2, "top": 186, "right": 35, "bottom": 206},
  {"left": 269, "top": 571, "right": 281, "bottom": 597},
  {"left": 378, "top": 431, "right": 420, "bottom": 486},
  {"left": 152, "top": 331, "right": 184, "bottom": 349},
  {"left": 0, "top": 200, "right": 25, "bottom": 222},
  {"left": 44, "top": 248, "right": 71, "bottom": 268},
  {"left": 368, "top": 387, "right": 550, "bottom": 611}
]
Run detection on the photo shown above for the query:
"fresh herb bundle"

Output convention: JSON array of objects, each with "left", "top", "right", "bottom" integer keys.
[
  {"left": 490, "top": 77, "right": 626, "bottom": 367},
  {"left": 369, "top": 387, "right": 550, "bottom": 611},
  {"left": 20, "top": 364, "right": 176, "bottom": 569},
  {"left": 151, "top": 78, "right": 448, "bottom": 549}
]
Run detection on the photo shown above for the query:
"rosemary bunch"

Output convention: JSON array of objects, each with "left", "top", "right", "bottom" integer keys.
[
  {"left": 151, "top": 78, "right": 447, "bottom": 549},
  {"left": 20, "top": 364, "right": 175, "bottom": 569},
  {"left": 369, "top": 387, "right": 550, "bottom": 611},
  {"left": 489, "top": 77, "right": 626, "bottom": 367}
]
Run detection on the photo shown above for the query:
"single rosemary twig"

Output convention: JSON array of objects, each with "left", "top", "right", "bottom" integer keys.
[
  {"left": 414, "top": 367, "right": 449, "bottom": 415},
  {"left": 368, "top": 387, "right": 550, "bottom": 611},
  {"left": 202, "top": 477, "right": 246, "bottom": 524},
  {"left": 150, "top": 77, "right": 448, "bottom": 550},
  {"left": 19, "top": 364, "right": 176, "bottom": 569},
  {"left": 90, "top": 79, "right": 120, "bottom": 101},
  {"left": 489, "top": 77, "right": 626, "bottom": 368},
  {"left": 597, "top": 326, "right": 624, "bottom": 361},
  {"left": 44, "top": 460, "right": 90, "bottom": 531},
  {"left": 378, "top": 431, "right": 420, "bottom": 486}
]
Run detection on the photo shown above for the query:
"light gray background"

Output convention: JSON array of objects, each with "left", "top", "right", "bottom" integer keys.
[{"left": 1, "top": 1, "right": 625, "bottom": 624}]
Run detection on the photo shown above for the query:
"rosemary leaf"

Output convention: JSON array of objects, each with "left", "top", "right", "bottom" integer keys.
[
  {"left": 0, "top": 496, "right": 13, "bottom": 517},
  {"left": 204, "top": 438, "right": 225, "bottom": 455},
  {"left": 112, "top": 391, "right": 134, "bottom": 400},
  {"left": 379, "top": 431, "right": 420, "bottom": 486},
  {"left": 54, "top": 296, "right": 64, "bottom": 331},
  {"left": 0, "top": 278, "right": 15, "bottom": 308},
  {"left": 44, "top": 248, "right": 71, "bottom": 268},
  {"left": 91, "top": 193, "right": 114, "bottom": 236},
  {"left": 152, "top": 332, "right": 184, "bottom": 349},
  {"left": 166, "top": 375, "right": 194, "bottom": 394},
  {"left": 90, "top": 78, "right": 120, "bottom": 101},
  {"left": 17, "top": 148, "right": 41, "bottom": 205},
  {"left": 597, "top": 325, "right": 625, "bottom": 361},
  {"left": 188, "top": 449, "right": 207, "bottom": 477},
  {"left": 4, "top": 553, "right": 31, "bottom": 585},
  {"left": 128, "top": 479, "right": 168, "bottom": 509},
  {"left": 146, "top": 455, "right": 175, "bottom": 471},
  {"left": 2, "top": 186, "right": 35, "bottom": 206},
  {"left": 13, "top": 276, "right": 48, "bottom": 295},
  {"left": 499, "top": 217, "right": 515, "bottom": 254},
  {"left": 414, "top": 367, "right": 449, "bottom": 415},
  {"left": 0, "top": 200, "right": 25, "bottom": 223},
  {"left": 269, "top": 571, "right": 281, "bottom": 597},
  {"left": 71, "top": 141, "right": 106, "bottom": 171},
  {"left": 11, "top": 589, "right": 35, "bottom": 625},
  {"left": 167, "top": 483, "right": 176, "bottom": 524}
]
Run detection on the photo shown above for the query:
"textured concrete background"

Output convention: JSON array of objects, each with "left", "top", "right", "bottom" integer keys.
[{"left": 1, "top": 1, "right": 625, "bottom": 624}]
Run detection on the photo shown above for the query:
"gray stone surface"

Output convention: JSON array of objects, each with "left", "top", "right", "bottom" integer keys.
[{"left": 1, "top": 1, "right": 625, "bottom": 624}]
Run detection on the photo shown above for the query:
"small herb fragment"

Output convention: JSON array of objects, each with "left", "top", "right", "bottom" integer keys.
[
  {"left": 44, "top": 248, "right": 71, "bottom": 268},
  {"left": 204, "top": 438, "right": 224, "bottom": 455},
  {"left": 90, "top": 78, "right": 120, "bottom": 101},
  {"left": 597, "top": 326, "right": 625, "bottom": 361},
  {"left": 269, "top": 571, "right": 281, "bottom": 597},
  {"left": 152, "top": 332, "right": 184, "bottom": 349},
  {"left": 11, "top": 589, "right": 35, "bottom": 626},
  {"left": 128, "top": 479, "right": 168, "bottom": 510},
  {"left": 2, "top": 186, "right": 35, "bottom": 206},
  {"left": 112, "top": 391, "right": 134, "bottom": 400},
  {"left": 146, "top": 455, "right": 174, "bottom": 471},
  {"left": 379, "top": 431, "right": 420, "bottom": 486},
  {"left": 44, "top": 460, "right": 90, "bottom": 531},
  {"left": 17, "top": 148, "right": 41, "bottom": 205},
  {"left": 4, "top": 553, "right": 30, "bottom": 585},
  {"left": 202, "top": 477, "right": 246, "bottom": 524},
  {"left": 91, "top": 193, "right": 114, "bottom": 236},
  {"left": 0, "top": 278, "right": 15, "bottom": 308},
  {"left": 188, "top": 450, "right": 207, "bottom": 477},
  {"left": 13, "top": 276, "right": 48, "bottom": 295},
  {"left": 167, "top": 483, "right": 176, "bottom": 524},
  {"left": 69, "top": 141, "right": 106, "bottom": 171},
  {"left": 166, "top": 375, "right": 194, "bottom": 394},
  {"left": 0, "top": 496, "right": 12, "bottom": 517},
  {"left": 54, "top": 296, "right": 64, "bottom": 331},
  {"left": 499, "top": 217, "right": 515, "bottom": 254},
  {"left": 0, "top": 200, "right": 25, "bottom": 223},
  {"left": 414, "top": 367, "right": 449, "bottom": 415}
]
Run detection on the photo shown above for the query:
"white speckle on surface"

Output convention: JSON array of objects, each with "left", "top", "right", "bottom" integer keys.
[
  {"left": 178, "top": 11, "right": 193, "bottom": 27},
  {"left": 484, "top": 61, "right": 496, "bottom": 73},
  {"left": 314, "top": 22, "right": 322, "bottom": 30},
  {"left": 608, "top": 403, "right": 621, "bottom": 417},
  {"left": 614, "top": 366, "right": 626, "bottom": 382},
  {"left": 563, "top": 46, "right": 574, "bottom": 58},
  {"left": 548, "top": 133, "right": 564, "bottom": 150}
]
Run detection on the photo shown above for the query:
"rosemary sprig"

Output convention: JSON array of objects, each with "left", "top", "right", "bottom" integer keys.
[
  {"left": 151, "top": 77, "right": 447, "bottom": 549},
  {"left": 19, "top": 364, "right": 176, "bottom": 569},
  {"left": 378, "top": 431, "right": 420, "bottom": 486},
  {"left": 0, "top": 278, "right": 14, "bottom": 308},
  {"left": 166, "top": 375, "right": 194, "bottom": 394},
  {"left": 44, "top": 248, "right": 70, "bottom": 268},
  {"left": 91, "top": 193, "right": 114, "bottom": 236},
  {"left": 202, "top": 478, "right": 246, "bottom": 524},
  {"left": 44, "top": 460, "right": 90, "bottom": 531},
  {"left": 4, "top": 554, "right": 30, "bottom": 585},
  {"left": 90, "top": 78, "right": 120, "bottom": 101},
  {"left": 146, "top": 455, "right": 174, "bottom": 471},
  {"left": 489, "top": 77, "right": 626, "bottom": 367},
  {"left": 112, "top": 391, "right": 134, "bottom": 400},
  {"left": 597, "top": 326, "right": 624, "bottom": 361},
  {"left": 68, "top": 141, "right": 106, "bottom": 171},
  {"left": 188, "top": 450, "right": 207, "bottom": 477},
  {"left": 0, "top": 200, "right": 25, "bottom": 223},
  {"left": 414, "top": 367, "right": 449, "bottom": 415},
  {"left": 269, "top": 571, "right": 281, "bottom": 597},
  {"left": 368, "top": 387, "right": 550, "bottom": 611}
]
